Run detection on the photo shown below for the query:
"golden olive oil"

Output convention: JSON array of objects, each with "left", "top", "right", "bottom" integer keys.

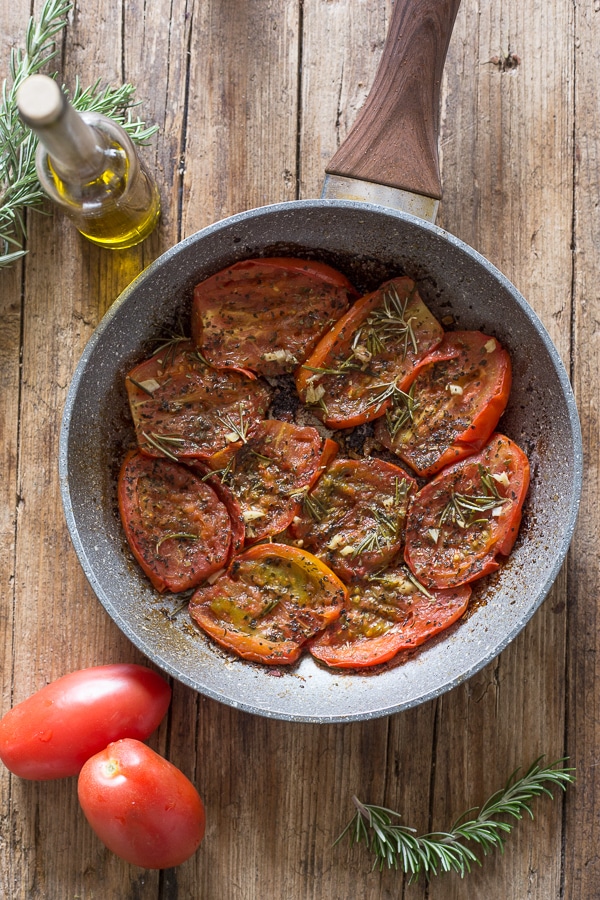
[
  {"left": 48, "top": 148, "right": 161, "bottom": 249},
  {"left": 17, "top": 74, "right": 160, "bottom": 249}
]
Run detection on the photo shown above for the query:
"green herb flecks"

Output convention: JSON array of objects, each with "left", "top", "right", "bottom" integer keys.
[
  {"left": 217, "top": 403, "right": 250, "bottom": 444},
  {"left": 352, "top": 508, "right": 401, "bottom": 558},
  {"left": 337, "top": 757, "right": 575, "bottom": 880},
  {"left": 142, "top": 431, "right": 185, "bottom": 461},
  {"left": 353, "top": 283, "right": 419, "bottom": 360},
  {"left": 1, "top": 0, "right": 158, "bottom": 267},
  {"left": 439, "top": 465, "right": 508, "bottom": 531},
  {"left": 385, "top": 382, "right": 420, "bottom": 438}
]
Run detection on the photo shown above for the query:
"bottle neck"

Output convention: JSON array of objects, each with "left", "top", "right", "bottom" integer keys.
[
  {"left": 33, "top": 101, "right": 106, "bottom": 182},
  {"left": 17, "top": 74, "right": 105, "bottom": 181}
]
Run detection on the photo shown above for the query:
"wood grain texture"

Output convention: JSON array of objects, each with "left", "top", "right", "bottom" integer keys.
[
  {"left": 564, "top": 0, "right": 600, "bottom": 897},
  {"left": 0, "top": 0, "right": 595, "bottom": 898}
]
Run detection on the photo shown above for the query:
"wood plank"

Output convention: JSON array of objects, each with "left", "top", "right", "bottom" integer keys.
[
  {"left": 182, "top": 0, "right": 301, "bottom": 235},
  {"left": 300, "top": 0, "right": 391, "bottom": 197},
  {"left": 563, "top": 0, "right": 600, "bottom": 896},
  {"left": 0, "top": 0, "right": 186, "bottom": 896},
  {"left": 429, "top": 0, "right": 574, "bottom": 897}
]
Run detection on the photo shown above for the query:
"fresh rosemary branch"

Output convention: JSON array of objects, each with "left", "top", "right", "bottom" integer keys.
[
  {"left": 337, "top": 757, "right": 575, "bottom": 881},
  {"left": 0, "top": 0, "right": 158, "bottom": 267}
]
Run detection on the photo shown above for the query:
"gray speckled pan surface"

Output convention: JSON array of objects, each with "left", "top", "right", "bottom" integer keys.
[{"left": 59, "top": 200, "right": 582, "bottom": 723}]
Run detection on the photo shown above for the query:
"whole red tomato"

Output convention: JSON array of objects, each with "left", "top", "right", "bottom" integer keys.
[
  {"left": 78, "top": 738, "right": 205, "bottom": 868},
  {"left": 0, "top": 664, "right": 171, "bottom": 779}
]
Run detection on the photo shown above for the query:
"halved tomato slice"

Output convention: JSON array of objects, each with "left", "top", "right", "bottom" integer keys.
[
  {"left": 187, "top": 461, "right": 246, "bottom": 558},
  {"left": 191, "top": 257, "right": 358, "bottom": 376},
  {"left": 189, "top": 544, "right": 347, "bottom": 664},
  {"left": 290, "top": 457, "right": 417, "bottom": 582},
  {"left": 309, "top": 565, "right": 471, "bottom": 668},
  {"left": 118, "top": 451, "right": 233, "bottom": 593},
  {"left": 125, "top": 340, "right": 271, "bottom": 460},
  {"left": 295, "top": 277, "right": 444, "bottom": 429},
  {"left": 208, "top": 420, "right": 338, "bottom": 544},
  {"left": 375, "top": 331, "right": 512, "bottom": 476},
  {"left": 404, "top": 433, "right": 530, "bottom": 589}
]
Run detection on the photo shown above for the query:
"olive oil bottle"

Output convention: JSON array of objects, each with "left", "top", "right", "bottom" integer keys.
[{"left": 16, "top": 74, "right": 160, "bottom": 249}]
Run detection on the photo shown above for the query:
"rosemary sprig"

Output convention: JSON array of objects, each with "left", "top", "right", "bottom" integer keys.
[
  {"left": 365, "top": 375, "right": 412, "bottom": 415},
  {"left": 155, "top": 532, "right": 198, "bottom": 553},
  {"left": 351, "top": 507, "right": 401, "bottom": 557},
  {"left": 142, "top": 431, "right": 185, "bottom": 461},
  {"left": 217, "top": 403, "right": 250, "bottom": 444},
  {"left": 369, "top": 565, "right": 435, "bottom": 600},
  {"left": 385, "top": 382, "right": 419, "bottom": 438},
  {"left": 301, "top": 491, "right": 328, "bottom": 522},
  {"left": 203, "top": 456, "right": 235, "bottom": 484},
  {"left": 439, "top": 465, "right": 508, "bottom": 530},
  {"left": 300, "top": 284, "right": 419, "bottom": 391},
  {"left": 337, "top": 757, "right": 575, "bottom": 881},
  {"left": 152, "top": 334, "right": 189, "bottom": 367},
  {"left": 1, "top": 0, "right": 158, "bottom": 267},
  {"left": 127, "top": 375, "right": 157, "bottom": 396},
  {"left": 405, "top": 570, "right": 435, "bottom": 600},
  {"left": 353, "top": 283, "right": 418, "bottom": 359}
]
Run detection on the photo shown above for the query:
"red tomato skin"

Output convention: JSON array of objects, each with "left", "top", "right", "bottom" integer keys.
[
  {"left": 310, "top": 581, "right": 471, "bottom": 669},
  {"left": 78, "top": 739, "right": 205, "bottom": 869},
  {"left": 191, "top": 257, "right": 357, "bottom": 376},
  {"left": 295, "top": 277, "right": 444, "bottom": 429},
  {"left": 404, "top": 433, "right": 530, "bottom": 589},
  {"left": 118, "top": 450, "right": 233, "bottom": 593},
  {"left": 375, "top": 331, "right": 512, "bottom": 477},
  {"left": 0, "top": 665, "right": 171, "bottom": 780},
  {"left": 190, "top": 543, "right": 347, "bottom": 664}
]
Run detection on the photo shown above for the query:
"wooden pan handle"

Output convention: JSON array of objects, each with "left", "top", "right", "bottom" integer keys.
[{"left": 325, "top": 0, "right": 462, "bottom": 201}]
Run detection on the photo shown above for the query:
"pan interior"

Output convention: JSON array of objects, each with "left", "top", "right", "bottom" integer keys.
[{"left": 59, "top": 200, "right": 582, "bottom": 723}]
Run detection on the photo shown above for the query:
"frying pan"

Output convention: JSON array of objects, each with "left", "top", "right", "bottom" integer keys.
[{"left": 59, "top": 0, "right": 582, "bottom": 722}]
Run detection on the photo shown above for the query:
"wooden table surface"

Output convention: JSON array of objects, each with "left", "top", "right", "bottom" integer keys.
[{"left": 1, "top": 1, "right": 598, "bottom": 898}]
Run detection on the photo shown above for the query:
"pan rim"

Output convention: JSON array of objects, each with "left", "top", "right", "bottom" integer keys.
[{"left": 58, "top": 198, "right": 583, "bottom": 723}]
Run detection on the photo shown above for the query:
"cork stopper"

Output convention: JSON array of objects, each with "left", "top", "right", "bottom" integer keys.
[{"left": 16, "top": 74, "right": 66, "bottom": 127}]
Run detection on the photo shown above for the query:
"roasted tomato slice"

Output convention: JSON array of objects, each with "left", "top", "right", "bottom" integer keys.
[
  {"left": 187, "top": 461, "right": 246, "bottom": 558},
  {"left": 290, "top": 457, "right": 417, "bottom": 582},
  {"left": 191, "top": 257, "right": 357, "bottom": 376},
  {"left": 208, "top": 420, "right": 338, "bottom": 544},
  {"left": 125, "top": 340, "right": 271, "bottom": 460},
  {"left": 404, "top": 433, "right": 530, "bottom": 589},
  {"left": 309, "top": 565, "right": 471, "bottom": 668},
  {"left": 295, "top": 277, "right": 444, "bottom": 429},
  {"left": 118, "top": 451, "right": 233, "bottom": 593},
  {"left": 374, "top": 331, "right": 512, "bottom": 476},
  {"left": 189, "top": 544, "right": 347, "bottom": 664}
]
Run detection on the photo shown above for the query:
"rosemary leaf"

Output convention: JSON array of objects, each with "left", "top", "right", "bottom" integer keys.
[
  {"left": 0, "top": 0, "right": 158, "bottom": 267},
  {"left": 337, "top": 757, "right": 575, "bottom": 881}
]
